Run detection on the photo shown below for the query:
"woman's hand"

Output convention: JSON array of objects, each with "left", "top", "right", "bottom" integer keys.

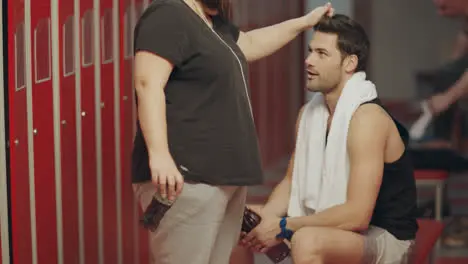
[
  {"left": 149, "top": 152, "right": 184, "bottom": 201},
  {"left": 302, "top": 2, "right": 334, "bottom": 29}
]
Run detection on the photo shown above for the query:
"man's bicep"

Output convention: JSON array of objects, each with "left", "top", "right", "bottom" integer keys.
[{"left": 346, "top": 105, "right": 388, "bottom": 214}]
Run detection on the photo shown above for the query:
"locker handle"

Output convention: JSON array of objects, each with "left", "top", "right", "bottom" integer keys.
[
  {"left": 81, "top": 111, "right": 86, "bottom": 117},
  {"left": 33, "top": 129, "right": 38, "bottom": 135},
  {"left": 123, "top": 95, "right": 128, "bottom": 101}
]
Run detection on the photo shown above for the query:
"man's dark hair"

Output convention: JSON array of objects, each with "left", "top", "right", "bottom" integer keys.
[
  {"left": 200, "top": 0, "right": 232, "bottom": 19},
  {"left": 313, "top": 14, "right": 370, "bottom": 72}
]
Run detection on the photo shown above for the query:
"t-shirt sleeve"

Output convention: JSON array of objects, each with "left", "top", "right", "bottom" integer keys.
[
  {"left": 134, "top": 3, "right": 192, "bottom": 66},
  {"left": 228, "top": 22, "right": 240, "bottom": 42}
]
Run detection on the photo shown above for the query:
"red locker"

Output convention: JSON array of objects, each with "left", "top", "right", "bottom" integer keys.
[
  {"left": 99, "top": 0, "right": 118, "bottom": 263},
  {"left": 59, "top": 0, "right": 79, "bottom": 263},
  {"left": 119, "top": 0, "right": 137, "bottom": 263},
  {"left": 8, "top": 0, "right": 33, "bottom": 262},
  {"left": 30, "top": 0, "right": 58, "bottom": 262},
  {"left": 80, "top": 0, "right": 99, "bottom": 262}
]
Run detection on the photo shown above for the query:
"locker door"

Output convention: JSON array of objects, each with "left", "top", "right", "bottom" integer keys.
[
  {"left": 80, "top": 0, "right": 99, "bottom": 262},
  {"left": 99, "top": 0, "right": 118, "bottom": 263},
  {"left": 119, "top": 0, "right": 136, "bottom": 263},
  {"left": 30, "top": 0, "right": 59, "bottom": 262},
  {"left": 0, "top": 0, "right": 9, "bottom": 262},
  {"left": 8, "top": 0, "right": 33, "bottom": 263},
  {"left": 59, "top": 0, "right": 79, "bottom": 263}
]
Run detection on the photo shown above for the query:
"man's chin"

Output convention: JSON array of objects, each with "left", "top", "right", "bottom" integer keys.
[{"left": 306, "top": 86, "right": 322, "bottom": 93}]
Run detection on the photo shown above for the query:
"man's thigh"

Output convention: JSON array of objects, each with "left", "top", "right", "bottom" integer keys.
[
  {"left": 133, "top": 181, "right": 238, "bottom": 264},
  {"left": 291, "top": 226, "right": 365, "bottom": 264}
]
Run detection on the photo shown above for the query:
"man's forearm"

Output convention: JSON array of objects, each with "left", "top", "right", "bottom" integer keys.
[
  {"left": 244, "top": 17, "right": 307, "bottom": 61},
  {"left": 261, "top": 179, "right": 291, "bottom": 217},
  {"left": 446, "top": 70, "right": 468, "bottom": 104},
  {"left": 136, "top": 82, "right": 169, "bottom": 157},
  {"left": 287, "top": 203, "right": 369, "bottom": 232}
]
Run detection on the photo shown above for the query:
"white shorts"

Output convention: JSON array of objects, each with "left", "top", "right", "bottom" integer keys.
[{"left": 361, "top": 225, "right": 415, "bottom": 264}]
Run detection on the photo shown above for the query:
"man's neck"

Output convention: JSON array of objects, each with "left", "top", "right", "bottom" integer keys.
[{"left": 324, "top": 77, "right": 350, "bottom": 115}]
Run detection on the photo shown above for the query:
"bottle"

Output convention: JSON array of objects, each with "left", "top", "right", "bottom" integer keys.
[
  {"left": 140, "top": 192, "right": 175, "bottom": 232},
  {"left": 242, "top": 207, "right": 291, "bottom": 263}
]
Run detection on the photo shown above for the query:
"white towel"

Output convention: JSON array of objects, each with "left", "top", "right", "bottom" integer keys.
[{"left": 287, "top": 72, "right": 377, "bottom": 217}]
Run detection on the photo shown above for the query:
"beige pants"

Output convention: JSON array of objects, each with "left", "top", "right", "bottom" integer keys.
[
  {"left": 133, "top": 181, "right": 247, "bottom": 264},
  {"left": 362, "top": 226, "right": 415, "bottom": 264}
]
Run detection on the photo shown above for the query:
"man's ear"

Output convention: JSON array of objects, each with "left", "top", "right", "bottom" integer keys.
[{"left": 343, "top": 54, "right": 359, "bottom": 73}]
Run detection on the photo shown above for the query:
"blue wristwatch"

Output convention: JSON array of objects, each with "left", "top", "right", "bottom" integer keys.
[{"left": 276, "top": 217, "right": 294, "bottom": 241}]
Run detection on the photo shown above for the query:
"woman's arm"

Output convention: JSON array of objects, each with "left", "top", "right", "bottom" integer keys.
[
  {"left": 237, "top": 3, "right": 333, "bottom": 62},
  {"left": 134, "top": 52, "right": 184, "bottom": 200},
  {"left": 134, "top": 52, "right": 173, "bottom": 158}
]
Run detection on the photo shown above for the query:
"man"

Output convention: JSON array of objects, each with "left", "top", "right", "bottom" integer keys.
[
  {"left": 240, "top": 15, "right": 419, "bottom": 264},
  {"left": 428, "top": 0, "right": 468, "bottom": 114}
]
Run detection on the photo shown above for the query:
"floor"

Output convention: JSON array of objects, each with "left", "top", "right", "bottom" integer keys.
[{"left": 245, "top": 159, "right": 468, "bottom": 264}]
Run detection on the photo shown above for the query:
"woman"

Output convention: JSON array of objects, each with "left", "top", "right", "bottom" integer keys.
[{"left": 131, "top": 0, "right": 333, "bottom": 263}]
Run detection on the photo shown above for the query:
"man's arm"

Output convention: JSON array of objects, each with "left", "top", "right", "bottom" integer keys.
[
  {"left": 451, "top": 30, "right": 468, "bottom": 59},
  {"left": 260, "top": 153, "right": 295, "bottom": 217},
  {"left": 430, "top": 70, "right": 468, "bottom": 114},
  {"left": 286, "top": 104, "right": 389, "bottom": 232},
  {"left": 259, "top": 106, "right": 305, "bottom": 217},
  {"left": 446, "top": 70, "right": 468, "bottom": 103}
]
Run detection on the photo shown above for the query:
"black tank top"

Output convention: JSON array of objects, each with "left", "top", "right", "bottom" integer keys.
[{"left": 364, "top": 99, "right": 419, "bottom": 240}]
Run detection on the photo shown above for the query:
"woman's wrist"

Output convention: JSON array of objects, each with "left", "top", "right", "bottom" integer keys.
[{"left": 296, "top": 16, "right": 310, "bottom": 32}]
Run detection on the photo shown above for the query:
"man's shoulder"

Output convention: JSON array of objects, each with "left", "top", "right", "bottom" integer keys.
[
  {"left": 349, "top": 103, "right": 392, "bottom": 138},
  {"left": 353, "top": 103, "right": 391, "bottom": 124}
]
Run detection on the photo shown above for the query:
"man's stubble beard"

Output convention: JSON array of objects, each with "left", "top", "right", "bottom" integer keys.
[{"left": 307, "top": 73, "right": 342, "bottom": 95}]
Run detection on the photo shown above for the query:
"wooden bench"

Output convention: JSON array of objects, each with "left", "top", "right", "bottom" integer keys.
[
  {"left": 412, "top": 219, "right": 445, "bottom": 264},
  {"left": 414, "top": 170, "right": 449, "bottom": 221}
]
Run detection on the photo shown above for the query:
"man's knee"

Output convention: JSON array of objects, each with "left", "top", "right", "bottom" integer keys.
[{"left": 290, "top": 227, "right": 325, "bottom": 264}]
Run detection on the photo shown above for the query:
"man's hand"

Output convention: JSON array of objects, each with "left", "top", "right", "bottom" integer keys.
[
  {"left": 149, "top": 152, "right": 184, "bottom": 201},
  {"left": 241, "top": 215, "right": 283, "bottom": 253},
  {"left": 428, "top": 92, "right": 453, "bottom": 115},
  {"left": 302, "top": 2, "right": 334, "bottom": 29}
]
